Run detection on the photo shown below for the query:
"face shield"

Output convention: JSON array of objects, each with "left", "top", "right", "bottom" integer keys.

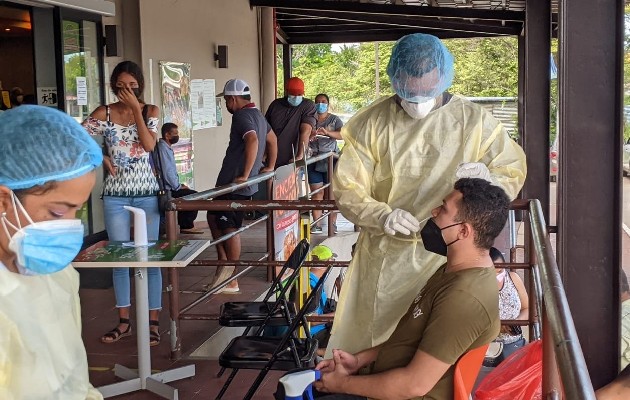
[{"left": 387, "top": 33, "right": 454, "bottom": 102}]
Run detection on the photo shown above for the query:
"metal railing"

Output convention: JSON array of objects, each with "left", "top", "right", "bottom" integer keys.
[
  {"left": 162, "top": 169, "right": 596, "bottom": 397},
  {"left": 507, "top": 199, "right": 596, "bottom": 400},
  {"left": 162, "top": 152, "right": 337, "bottom": 358}
]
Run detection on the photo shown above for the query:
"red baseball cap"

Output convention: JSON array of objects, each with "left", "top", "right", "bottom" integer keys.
[{"left": 286, "top": 77, "right": 305, "bottom": 96}]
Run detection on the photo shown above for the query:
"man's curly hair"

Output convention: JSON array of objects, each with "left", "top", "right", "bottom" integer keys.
[{"left": 453, "top": 178, "right": 510, "bottom": 249}]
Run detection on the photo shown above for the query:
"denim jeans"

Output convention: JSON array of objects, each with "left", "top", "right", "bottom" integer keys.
[{"left": 103, "top": 196, "right": 162, "bottom": 310}]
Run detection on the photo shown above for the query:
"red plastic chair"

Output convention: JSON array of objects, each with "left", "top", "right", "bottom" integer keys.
[{"left": 453, "top": 344, "right": 490, "bottom": 400}]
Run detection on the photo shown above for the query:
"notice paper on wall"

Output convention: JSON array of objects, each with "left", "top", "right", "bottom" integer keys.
[
  {"left": 76, "top": 77, "right": 88, "bottom": 106},
  {"left": 191, "top": 78, "right": 217, "bottom": 130}
]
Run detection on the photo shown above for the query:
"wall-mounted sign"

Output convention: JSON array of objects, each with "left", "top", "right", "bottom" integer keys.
[
  {"left": 37, "top": 87, "right": 58, "bottom": 107},
  {"left": 76, "top": 77, "right": 88, "bottom": 106}
]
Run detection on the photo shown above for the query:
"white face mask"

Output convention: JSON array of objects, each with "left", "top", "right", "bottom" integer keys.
[
  {"left": 400, "top": 98, "right": 436, "bottom": 119},
  {"left": 1, "top": 193, "right": 84, "bottom": 275}
]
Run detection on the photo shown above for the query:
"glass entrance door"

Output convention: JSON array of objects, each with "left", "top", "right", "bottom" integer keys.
[
  {"left": 59, "top": 10, "right": 105, "bottom": 236},
  {"left": 62, "top": 18, "right": 102, "bottom": 123}
]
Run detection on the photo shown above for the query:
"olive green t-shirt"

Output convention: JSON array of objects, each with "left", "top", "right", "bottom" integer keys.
[{"left": 370, "top": 264, "right": 500, "bottom": 400}]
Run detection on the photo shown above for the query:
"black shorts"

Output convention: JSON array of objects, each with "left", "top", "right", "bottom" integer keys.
[{"left": 212, "top": 193, "right": 251, "bottom": 230}]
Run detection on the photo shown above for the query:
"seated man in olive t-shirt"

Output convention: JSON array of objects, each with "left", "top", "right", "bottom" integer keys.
[{"left": 308, "top": 178, "right": 507, "bottom": 400}]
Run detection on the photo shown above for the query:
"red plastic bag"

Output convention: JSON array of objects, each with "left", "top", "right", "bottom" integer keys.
[{"left": 475, "top": 340, "right": 542, "bottom": 400}]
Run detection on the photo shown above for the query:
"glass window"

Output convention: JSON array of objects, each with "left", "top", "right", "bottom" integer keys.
[
  {"left": 61, "top": 17, "right": 104, "bottom": 235},
  {"left": 62, "top": 19, "right": 101, "bottom": 124}
]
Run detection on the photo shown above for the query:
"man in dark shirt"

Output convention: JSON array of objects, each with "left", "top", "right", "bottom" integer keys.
[
  {"left": 208, "top": 79, "right": 278, "bottom": 292},
  {"left": 275, "top": 178, "right": 508, "bottom": 400},
  {"left": 265, "top": 77, "right": 316, "bottom": 167},
  {"left": 155, "top": 122, "right": 202, "bottom": 234}
]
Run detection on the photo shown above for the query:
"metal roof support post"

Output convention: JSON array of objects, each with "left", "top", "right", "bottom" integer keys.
[
  {"left": 282, "top": 43, "right": 292, "bottom": 95},
  {"left": 261, "top": 7, "right": 277, "bottom": 112},
  {"left": 557, "top": 0, "right": 624, "bottom": 389},
  {"left": 522, "top": 0, "right": 550, "bottom": 223}
]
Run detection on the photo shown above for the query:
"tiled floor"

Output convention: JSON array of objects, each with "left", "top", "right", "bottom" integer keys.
[{"left": 80, "top": 213, "right": 354, "bottom": 399}]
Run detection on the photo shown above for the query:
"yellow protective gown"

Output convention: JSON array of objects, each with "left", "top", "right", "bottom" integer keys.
[
  {"left": 327, "top": 95, "right": 526, "bottom": 356},
  {"left": 0, "top": 264, "right": 103, "bottom": 400}
]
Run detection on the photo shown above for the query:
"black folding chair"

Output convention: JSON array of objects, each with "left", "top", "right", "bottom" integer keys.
[
  {"left": 218, "top": 239, "right": 310, "bottom": 330},
  {"left": 215, "top": 265, "right": 332, "bottom": 400},
  {"left": 215, "top": 239, "right": 311, "bottom": 379}
]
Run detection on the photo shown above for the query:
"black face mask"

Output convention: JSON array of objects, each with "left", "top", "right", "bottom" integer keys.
[
  {"left": 169, "top": 135, "right": 180, "bottom": 145},
  {"left": 420, "top": 219, "right": 462, "bottom": 256},
  {"left": 116, "top": 87, "right": 142, "bottom": 98}
]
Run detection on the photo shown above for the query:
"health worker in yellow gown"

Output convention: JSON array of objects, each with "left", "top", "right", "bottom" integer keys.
[
  {"left": 0, "top": 106, "right": 104, "bottom": 400},
  {"left": 327, "top": 33, "right": 527, "bottom": 356}
]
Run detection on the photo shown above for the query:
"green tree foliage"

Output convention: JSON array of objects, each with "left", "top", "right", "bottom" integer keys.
[
  {"left": 65, "top": 54, "right": 86, "bottom": 95},
  {"left": 280, "top": 37, "right": 519, "bottom": 115},
  {"left": 445, "top": 37, "right": 518, "bottom": 97}
]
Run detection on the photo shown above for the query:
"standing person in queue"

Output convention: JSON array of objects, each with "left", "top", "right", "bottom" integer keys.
[
  {"left": 265, "top": 77, "right": 316, "bottom": 167},
  {"left": 327, "top": 33, "right": 527, "bottom": 356},
  {"left": 0, "top": 106, "right": 103, "bottom": 399},
  {"left": 308, "top": 93, "right": 343, "bottom": 234},
  {"left": 208, "top": 79, "right": 277, "bottom": 293},
  {"left": 82, "top": 61, "right": 164, "bottom": 346}
]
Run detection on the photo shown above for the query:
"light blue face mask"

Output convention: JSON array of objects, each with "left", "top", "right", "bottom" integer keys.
[
  {"left": 1, "top": 194, "right": 85, "bottom": 275},
  {"left": 287, "top": 95, "right": 303, "bottom": 107},
  {"left": 315, "top": 103, "right": 328, "bottom": 114}
]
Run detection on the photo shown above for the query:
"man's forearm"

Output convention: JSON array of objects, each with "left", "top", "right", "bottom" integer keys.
[
  {"left": 240, "top": 135, "right": 258, "bottom": 178},
  {"left": 295, "top": 124, "right": 312, "bottom": 158},
  {"left": 266, "top": 130, "right": 278, "bottom": 168}
]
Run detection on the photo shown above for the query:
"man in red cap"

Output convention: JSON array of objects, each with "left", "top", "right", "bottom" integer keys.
[{"left": 265, "top": 77, "right": 316, "bottom": 167}]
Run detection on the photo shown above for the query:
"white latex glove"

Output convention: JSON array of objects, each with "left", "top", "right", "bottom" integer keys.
[
  {"left": 383, "top": 209, "right": 421, "bottom": 236},
  {"left": 456, "top": 162, "right": 492, "bottom": 182}
]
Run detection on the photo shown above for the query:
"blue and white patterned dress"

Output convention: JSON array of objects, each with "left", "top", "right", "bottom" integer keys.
[{"left": 83, "top": 115, "right": 160, "bottom": 197}]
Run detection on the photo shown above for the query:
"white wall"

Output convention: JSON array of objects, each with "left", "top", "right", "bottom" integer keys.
[
  {"left": 103, "top": 0, "right": 142, "bottom": 103},
  {"left": 138, "top": 0, "right": 263, "bottom": 192}
]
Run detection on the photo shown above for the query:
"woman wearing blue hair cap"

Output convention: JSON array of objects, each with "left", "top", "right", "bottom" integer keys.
[
  {"left": 0, "top": 105, "right": 103, "bottom": 399},
  {"left": 327, "top": 33, "right": 527, "bottom": 357}
]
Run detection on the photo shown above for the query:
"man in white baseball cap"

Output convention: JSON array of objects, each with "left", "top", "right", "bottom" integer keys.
[
  {"left": 208, "top": 79, "right": 277, "bottom": 292},
  {"left": 216, "top": 78, "right": 251, "bottom": 97}
]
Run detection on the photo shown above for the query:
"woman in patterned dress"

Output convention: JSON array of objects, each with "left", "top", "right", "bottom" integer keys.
[{"left": 83, "top": 61, "right": 163, "bottom": 346}]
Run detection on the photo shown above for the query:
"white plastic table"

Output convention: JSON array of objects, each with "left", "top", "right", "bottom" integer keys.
[{"left": 73, "top": 239, "right": 210, "bottom": 400}]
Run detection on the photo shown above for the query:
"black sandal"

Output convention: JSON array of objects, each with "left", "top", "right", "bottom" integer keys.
[
  {"left": 149, "top": 320, "right": 160, "bottom": 347},
  {"left": 101, "top": 318, "right": 132, "bottom": 344}
]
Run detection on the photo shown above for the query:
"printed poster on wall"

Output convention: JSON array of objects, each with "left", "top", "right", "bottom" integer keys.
[
  {"left": 190, "top": 79, "right": 204, "bottom": 130},
  {"left": 76, "top": 77, "right": 87, "bottom": 106},
  {"left": 273, "top": 164, "right": 300, "bottom": 262},
  {"left": 202, "top": 79, "right": 216, "bottom": 127},
  {"left": 190, "top": 79, "right": 217, "bottom": 130},
  {"left": 159, "top": 61, "right": 194, "bottom": 188},
  {"left": 215, "top": 98, "right": 223, "bottom": 127}
]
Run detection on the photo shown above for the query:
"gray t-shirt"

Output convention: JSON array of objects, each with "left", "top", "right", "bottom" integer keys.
[
  {"left": 265, "top": 97, "right": 316, "bottom": 167},
  {"left": 216, "top": 105, "right": 271, "bottom": 196},
  {"left": 309, "top": 113, "right": 343, "bottom": 172}
]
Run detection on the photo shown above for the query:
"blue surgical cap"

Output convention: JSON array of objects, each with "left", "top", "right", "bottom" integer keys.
[
  {"left": 0, "top": 105, "right": 102, "bottom": 190},
  {"left": 386, "top": 33, "right": 455, "bottom": 102}
]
